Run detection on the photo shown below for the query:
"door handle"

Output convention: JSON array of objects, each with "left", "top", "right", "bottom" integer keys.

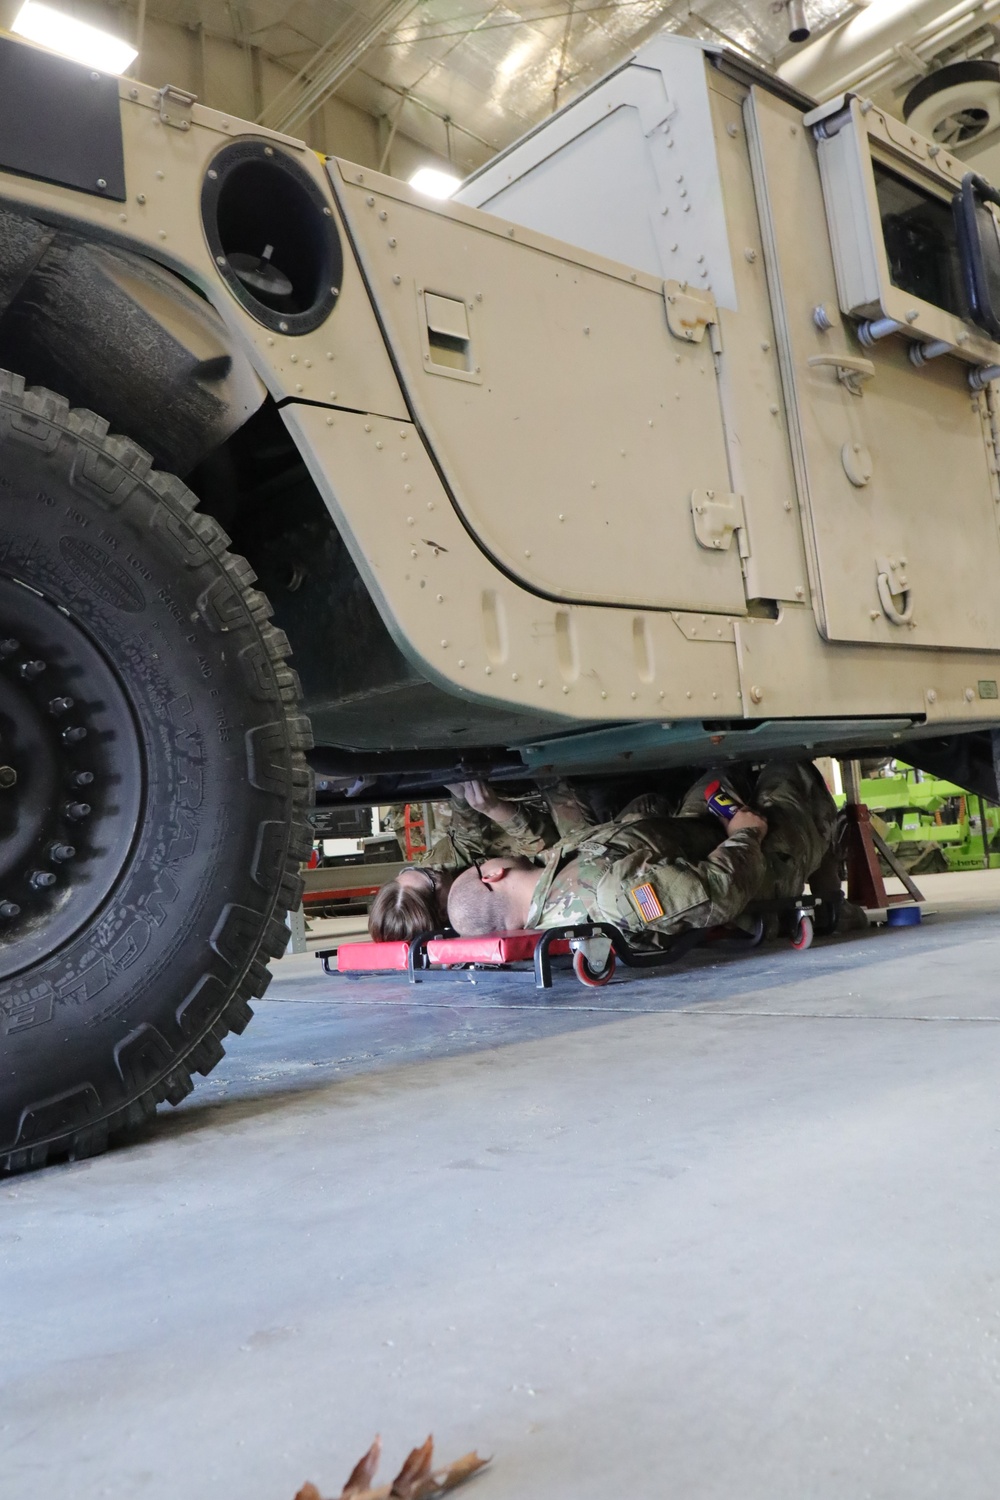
[
  {"left": 807, "top": 354, "right": 876, "bottom": 395},
  {"left": 877, "top": 570, "right": 914, "bottom": 626}
]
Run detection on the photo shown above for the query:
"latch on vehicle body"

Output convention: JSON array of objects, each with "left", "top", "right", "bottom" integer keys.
[
  {"left": 664, "top": 280, "right": 716, "bottom": 343},
  {"left": 690, "top": 489, "right": 747, "bottom": 555},
  {"left": 158, "top": 84, "right": 196, "bottom": 131}
]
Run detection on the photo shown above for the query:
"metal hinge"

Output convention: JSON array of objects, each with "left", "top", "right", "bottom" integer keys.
[
  {"left": 664, "top": 280, "right": 717, "bottom": 344},
  {"left": 158, "top": 84, "right": 197, "bottom": 131},
  {"left": 691, "top": 489, "right": 748, "bottom": 555}
]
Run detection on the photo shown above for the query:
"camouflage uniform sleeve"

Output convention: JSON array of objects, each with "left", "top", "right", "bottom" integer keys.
[
  {"left": 496, "top": 800, "right": 559, "bottom": 857},
  {"left": 420, "top": 796, "right": 491, "bottom": 868},
  {"left": 591, "top": 829, "right": 767, "bottom": 935},
  {"left": 539, "top": 780, "right": 598, "bottom": 839},
  {"left": 426, "top": 792, "right": 561, "bottom": 865}
]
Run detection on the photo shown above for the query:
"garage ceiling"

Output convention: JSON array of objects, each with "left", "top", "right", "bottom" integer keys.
[{"left": 131, "top": 0, "right": 856, "bottom": 171}]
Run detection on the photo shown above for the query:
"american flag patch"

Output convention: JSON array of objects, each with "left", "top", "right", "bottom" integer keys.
[{"left": 631, "top": 882, "right": 664, "bottom": 922}]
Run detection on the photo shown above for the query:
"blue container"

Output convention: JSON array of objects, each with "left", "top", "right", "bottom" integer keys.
[{"left": 887, "top": 904, "right": 921, "bottom": 927}]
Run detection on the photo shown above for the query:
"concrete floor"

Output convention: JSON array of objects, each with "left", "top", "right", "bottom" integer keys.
[{"left": 6, "top": 881, "right": 1000, "bottom": 1497}]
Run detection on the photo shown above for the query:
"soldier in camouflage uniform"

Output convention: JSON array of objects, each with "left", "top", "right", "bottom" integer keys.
[
  {"left": 447, "top": 759, "right": 851, "bottom": 941},
  {"left": 369, "top": 778, "right": 594, "bottom": 940},
  {"left": 447, "top": 805, "right": 768, "bottom": 940}
]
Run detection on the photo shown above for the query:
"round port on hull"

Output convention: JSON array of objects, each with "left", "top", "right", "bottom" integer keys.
[{"left": 202, "top": 140, "right": 343, "bottom": 335}]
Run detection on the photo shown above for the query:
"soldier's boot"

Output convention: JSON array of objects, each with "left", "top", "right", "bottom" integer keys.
[{"left": 836, "top": 899, "right": 871, "bottom": 933}]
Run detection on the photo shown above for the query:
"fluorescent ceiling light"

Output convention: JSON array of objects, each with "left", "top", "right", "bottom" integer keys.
[
  {"left": 409, "top": 167, "right": 462, "bottom": 199},
  {"left": 11, "top": 2, "right": 137, "bottom": 74}
]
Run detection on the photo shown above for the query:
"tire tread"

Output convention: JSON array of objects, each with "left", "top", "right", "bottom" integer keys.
[{"left": 0, "top": 375, "right": 313, "bottom": 1172}]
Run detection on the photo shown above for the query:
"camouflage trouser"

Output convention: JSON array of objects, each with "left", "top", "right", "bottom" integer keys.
[
  {"left": 525, "top": 815, "right": 765, "bottom": 940},
  {"left": 754, "top": 761, "right": 839, "bottom": 901}
]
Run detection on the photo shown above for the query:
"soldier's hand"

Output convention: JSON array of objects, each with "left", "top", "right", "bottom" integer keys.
[
  {"left": 444, "top": 778, "right": 493, "bottom": 808},
  {"left": 728, "top": 808, "right": 768, "bottom": 838},
  {"left": 445, "top": 779, "right": 518, "bottom": 824},
  {"left": 462, "top": 779, "right": 503, "bottom": 815}
]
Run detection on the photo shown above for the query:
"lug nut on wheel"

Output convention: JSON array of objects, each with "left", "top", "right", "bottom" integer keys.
[
  {"left": 48, "top": 843, "right": 76, "bottom": 862},
  {"left": 18, "top": 659, "right": 45, "bottom": 680},
  {"left": 0, "top": 765, "right": 16, "bottom": 789},
  {"left": 29, "top": 870, "right": 56, "bottom": 890},
  {"left": 64, "top": 801, "right": 91, "bottom": 821},
  {"left": 0, "top": 901, "right": 20, "bottom": 918}
]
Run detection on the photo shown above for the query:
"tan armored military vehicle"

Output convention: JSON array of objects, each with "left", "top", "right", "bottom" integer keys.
[{"left": 2, "top": 25, "right": 999, "bottom": 1168}]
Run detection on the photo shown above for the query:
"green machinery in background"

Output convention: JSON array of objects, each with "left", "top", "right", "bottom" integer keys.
[{"left": 835, "top": 766, "right": 1000, "bottom": 874}]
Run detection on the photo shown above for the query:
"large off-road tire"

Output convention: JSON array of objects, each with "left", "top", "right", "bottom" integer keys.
[{"left": 0, "top": 372, "right": 312, "bottom": 1171}]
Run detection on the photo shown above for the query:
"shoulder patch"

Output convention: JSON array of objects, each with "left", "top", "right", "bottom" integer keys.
[{"left": 631, "top": 882, "right": 664, "bottom": 922}]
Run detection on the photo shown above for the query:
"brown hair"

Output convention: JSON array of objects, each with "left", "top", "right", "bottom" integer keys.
[{"left": 368, "top": 880, "right": 439, "bottom": 942}]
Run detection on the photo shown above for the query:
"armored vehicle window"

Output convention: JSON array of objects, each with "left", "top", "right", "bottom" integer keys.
[{"left": 872, "top": 160, "right": 964, "bottom": 319}]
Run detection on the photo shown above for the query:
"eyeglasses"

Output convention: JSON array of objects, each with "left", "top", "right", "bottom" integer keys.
[{"left": 471, "top": 856, "right": 494, "bottom": 888}]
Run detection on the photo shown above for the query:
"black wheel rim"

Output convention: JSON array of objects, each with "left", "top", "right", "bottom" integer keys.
[{"left": 0, "top": 575, "right": 144, "bottom": 981}]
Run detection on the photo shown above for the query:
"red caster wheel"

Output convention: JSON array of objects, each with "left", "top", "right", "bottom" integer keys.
[
  {"left": 572, "top": 949, "right": 616, "bottom": 987},
  {"left": 791, "top": 914, "right": 814, "bottom": 951}
]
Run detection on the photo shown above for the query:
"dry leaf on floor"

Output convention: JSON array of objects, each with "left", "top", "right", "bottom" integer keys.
[
  {"left": 294, "top": 1434, "right": 491, "bottom": 1500},
  {"left": 390, "top": 1435, "right": 435, "bottom": 1498},
  {"left": 342, "top": 1436, "right": 383, "bottom": 1496},
  {"left": 429, "top": 1451, "right": 491, "bottom": 1493}
]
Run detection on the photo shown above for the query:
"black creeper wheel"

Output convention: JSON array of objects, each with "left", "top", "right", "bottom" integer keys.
[{"left": 0, "top": 372, "right": 312, "bottom": 1171}]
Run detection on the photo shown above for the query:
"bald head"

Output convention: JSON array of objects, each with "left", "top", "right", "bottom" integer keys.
[
  {"left": 447, "top": 857, "right": 540, "bottom": 935},
  {"left": 447, "top": 868, "right": 508, "bottom": 935}
]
